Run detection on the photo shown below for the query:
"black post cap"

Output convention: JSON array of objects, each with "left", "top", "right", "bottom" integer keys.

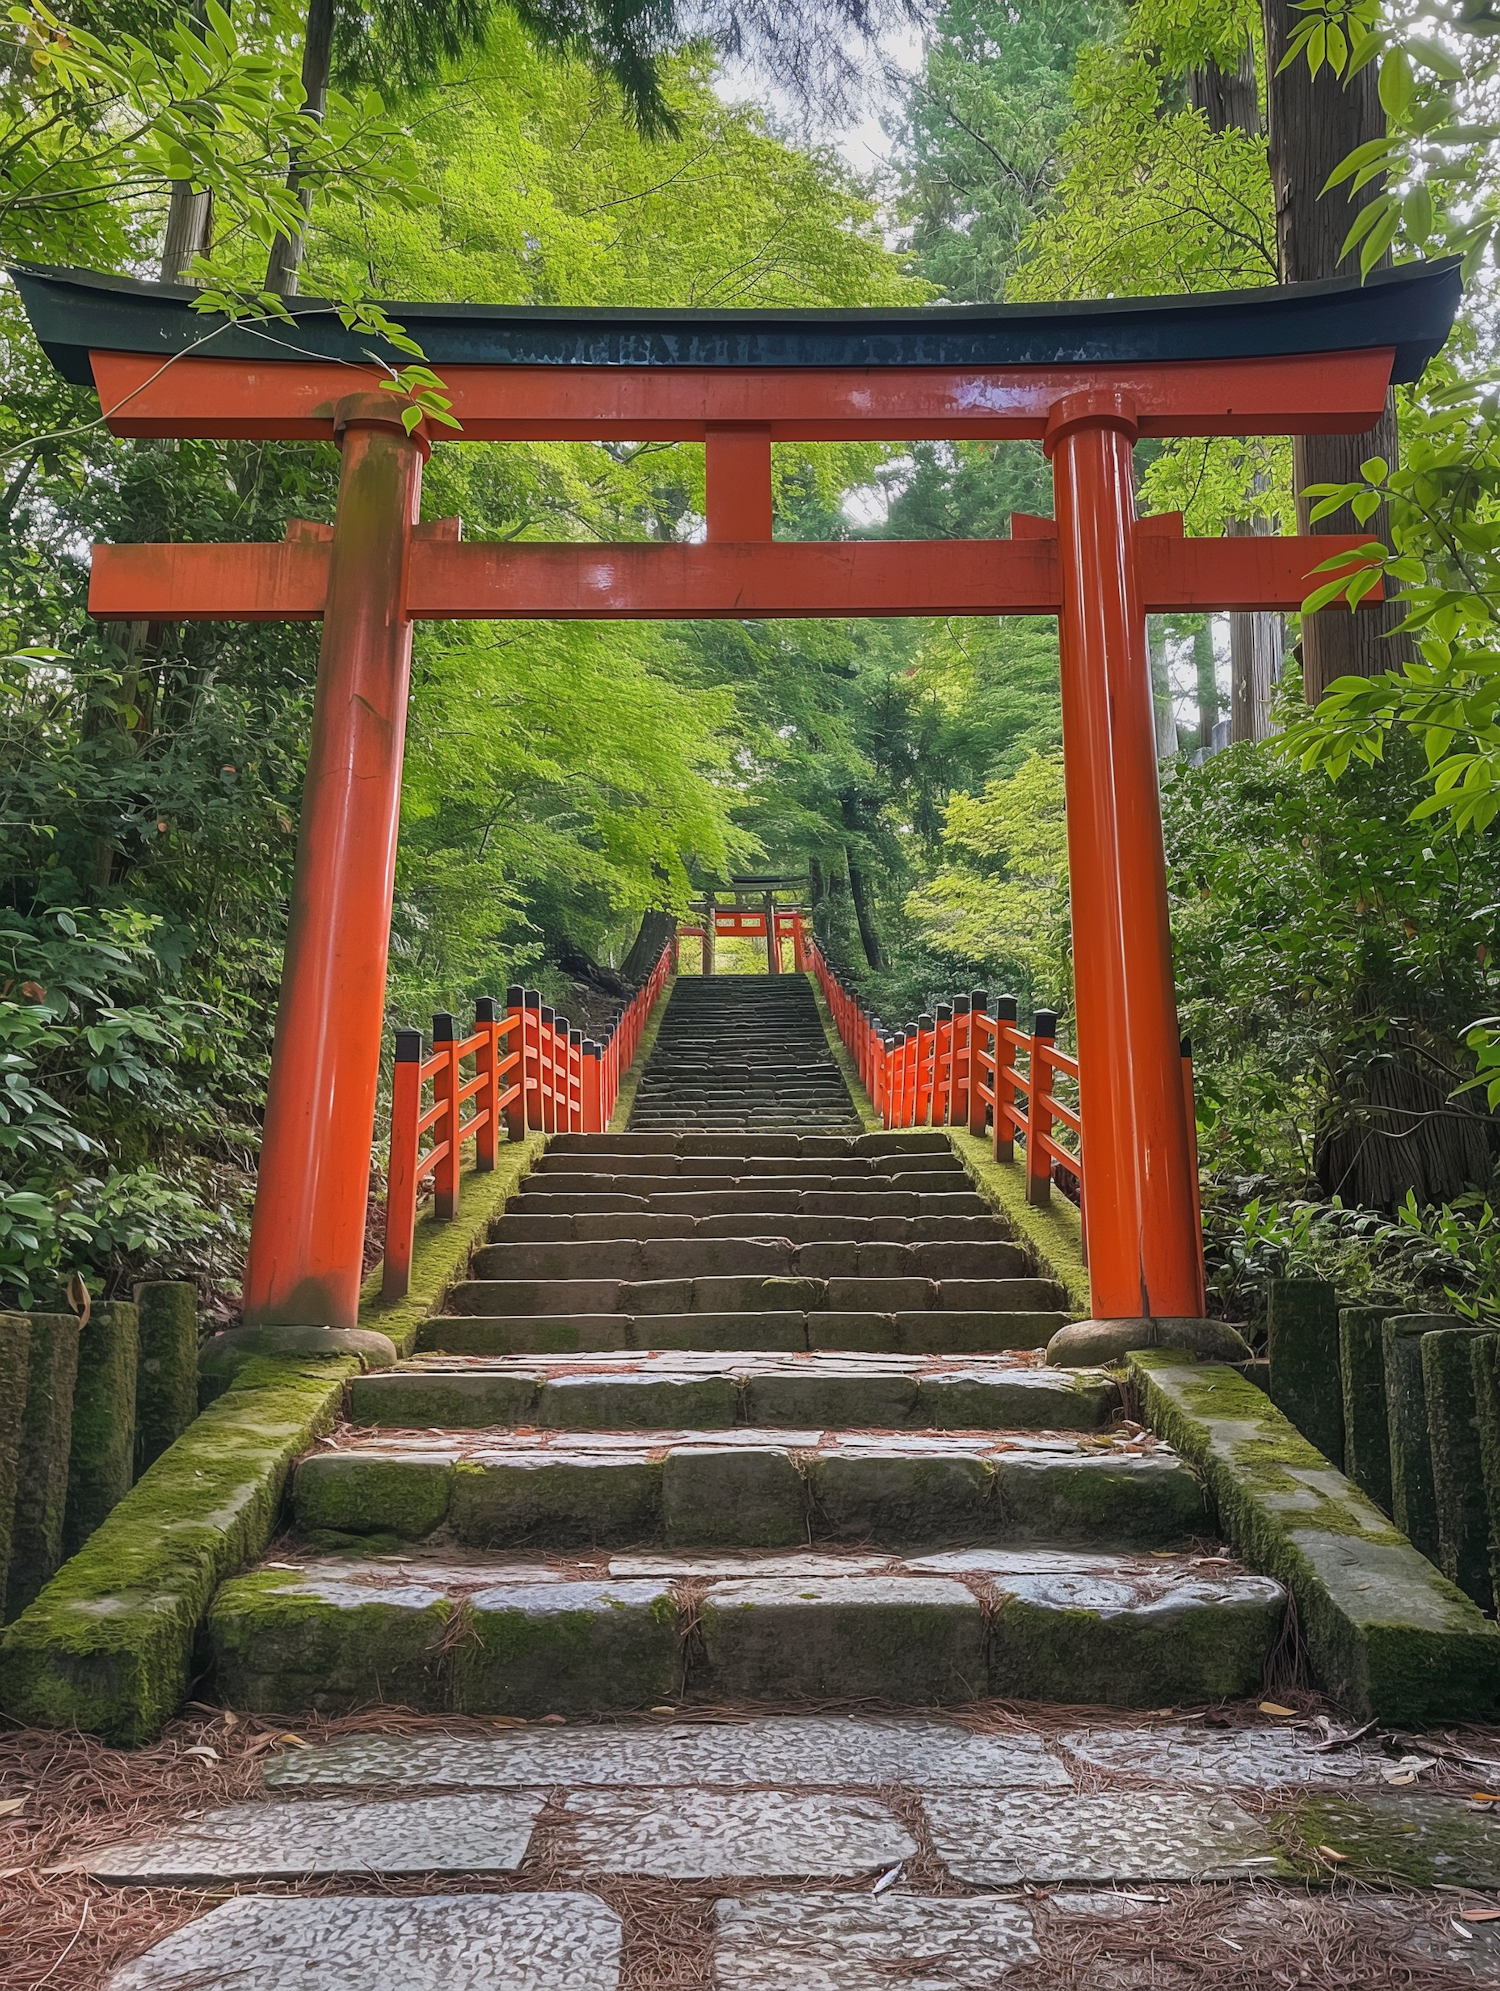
[
  {"left": 970, "top": 989, "right": 988, "bottom": 1013},
  {"left": 540, "top": 1006, "right": 555, "bottom": 1026},
  {"left": 394, "top": 1027, "right": 423, "bottom": 1063},
  {"left": 1180, "top": 1034, "right": 1193, "bottom": 1058},
  {"left": 523, "top": 988, "right": 541, "bottom": 1008},
  {"left": 554, "top": 1014, "right": 570, "bottom": 1034},
  {"left": 918, "top": 1012, "right": 935, "bottom": 1030},
  {"left": 953, "top": 995, "right": 970, "bottom": 1013},
  {"left": 432, "top": 1010, "right": 455, "bottom": 1042},
  {"left": 584, "top": 1039, "right": 602, "bottom": 1058},
  {"left": 995, "top": 995, "right": 1019, "bottom": 1022},
  {"left": 506, "top": 984, "right": 525, "bottom": 1007},
  {"left": 475, "top": 995, "right": 497, "bottom": 1023},
  {"left": 569, "top": 1028, "right": 583, "bottom": 1045},
  {"left": 1034, "top": 1008, "right": 1059, "bottom": 1037},
  {"left": 936, "top": 1002, "right": 952, "bottom": 1020}
]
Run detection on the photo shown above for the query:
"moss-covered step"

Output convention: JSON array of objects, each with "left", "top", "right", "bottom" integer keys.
[
  {"left": 205, "top": 1543, "right": 1280, "bottom": 1714},
  {"left": 1130, "top": 1354, "right": 1500, "bottom": 1724},
  {"left": 0, "top": 1353, "right": 358, "bottom": 1744},
  {"left": 348, "top": 1351, "right": 1116, "bottom": 1433},
  {"left": 1288, "top": 1791, "right": 1500, "bottom": 1887},
  {"left": 547, "top": 1130, "right": 954, "bottom": 1158},
  {"left": 488, "top": 1212, "right": 1016, "bottom": 1246},
  {"left": 513, "top": 1188, "right": 989, "bottom": 1219},
  {"left": 291, "top": 1427, "right": 1203, "bottom": 1552},
  {"left": 469, "top": 1241, "right": 1036, "bottom": 1285},
  {"left": 419, "top": 1308, "right": 1067, "bottom": 1357}
]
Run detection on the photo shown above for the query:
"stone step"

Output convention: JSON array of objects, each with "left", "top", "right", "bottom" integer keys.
[
  {"left": 291, "top": 1427, "right": 1203, "bottom": 1551},
  {"left": 470, "top": 1240, "right": 1036, "bottom": 1283},
  {"left": 207, "top": 1545, "right": 1283, "bottom": 1713},
  {"left": 446, "top": 1276, "right": 1063, "bottom": 1319},
  {"left": 530, "top": 1152, "right": 966, "bottom": 1178},
  {"left": 513, "top": 1189, "right": 989, "bottom": 1218},
  {"left": 487, "top": 1212, "right": 1014, "bottom": 1245},
  {"left": 418, "top": 1310, "right": 1065, "bottom": 1356},
  {"left": 548, "top": 1132, "right": 953, "bottom": 1157},
  {"left": 348, "top": 1349, "right": 1116, "bottom": 1431},
  {"left": 526, "top": 1174, "right": 968, "bottom": 1202}
]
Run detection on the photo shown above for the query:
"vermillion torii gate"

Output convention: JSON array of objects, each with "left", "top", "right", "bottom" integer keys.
[{"left": 15, "top": 260, "right": 1459, "bottom": 1355}]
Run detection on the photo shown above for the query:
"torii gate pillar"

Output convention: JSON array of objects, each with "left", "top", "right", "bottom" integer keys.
[
  {"left": 240, "top": 395, "right": 426, "bottom": 1338},
  {"left": 1048, "top": 391, "right": 1203, "bottom": 1334}
]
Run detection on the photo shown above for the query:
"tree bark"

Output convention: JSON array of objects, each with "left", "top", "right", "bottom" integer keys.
[
  {"left": 265, "top": 0, "right": 336, "bottom": 296},
  {"left": 845, "top": 853, "right": 885, "bottom": 970},
  {"left": 1262, "top": 0, "right": 1409, "bottom": 702},
  {"left": 1147, "top": 616, "right": 1179, "bottom": 759},
  {"left": 1228, "top": 521, "right": 1284, "bottom": 740},
  {"left": 1188, "top": 42, "right": 1258, "bottom": 135},
  {"left": 619, "top": 907, "right": 677, "bottom": 986},
  {"left": 1193, "top": 621, "right": 1220, "bottom": 754}
]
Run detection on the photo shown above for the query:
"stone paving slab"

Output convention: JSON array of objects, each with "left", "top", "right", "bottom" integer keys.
[
  {"left": 713, "top": 1892, "right": 1041, "bottom": 1988},
  {"left": 1055, "top": 1719, "right": 1385, "bottom": 1787},
  {"left": 563, "top": 1787, "right": 916, "bottom": 1877},
  {"left": 264, "top": 1715, "right": 1070, "bottom": 1792},
  {"left": 83, "top": 1792, "right": 544, "bottom": 1882},
  {"left": 104, "top": 1893, "right": 620, "bottom": 1989},
  {"left": 924, "top": 1789, "right": 1284, "bottom": 1882},
  {"left": 1295, "top": 1790, "right": 1500, "bottom": 1885}
]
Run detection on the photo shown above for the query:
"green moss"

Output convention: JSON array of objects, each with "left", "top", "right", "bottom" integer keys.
[
  {"left": 1132, "top": 1351, "right": 1500, "bottom": 1723},
  {"left": 63, "top": 1302, "right": 138, "bottom": 1555},
  {"left": 357, "top": 1133, "right": 548, "bottom": 1357},
  {"left": 133, "top": 1283, "right": 199, "bottom": 1475},
  {"left": 1383, "top": 1315, "right": 1445, "bottom": 1562},
  {"left": 1290, "top": 1794, "right": 1500, "bottom": 1887},
  {"left": 1471, "top": 1335, "right": 1500, "bottom": 1615},
  {"left": 0, "top": 1315, "right": 30, "bottom": 1621},
  {"left": 1422, "top": 1326, "right": 1493, "bottom": 1611},
  {"left": 5, "top": 1314, "right": 80, "bottom": 1624},
  {"left": 0, "top": 1355, "right": 356, "bottom": 1743},
  {"left": 1267, "top": 1277, "right": 1344, "bottom": 1465},
  {"left": 450, "top": 1454, "right": 663, "bottom": 1549},
  {"left": 989, "top": 1586, "right": 1283, "bottom": 1707},
  {"left": 1340, "top": 1306, "right": 1396, "bottom": 1515},
  {"left": 945, "top": 1130, "right": 1090, "bottom": 1315},
  {"left": 210, "top": 1565, "right": 455, "bottom": 1714},
  {"left": 292, "top": 1453, "right": 454, "bottom": 1538},
  {"left": 805, "top": 973, "right": 881, "bottom": 1131},
  {"left": 457, "top": 1584, "right": 679, "bottom": 1714},
  {"left": 609, "top": 974, "right": 676, "bottom": 1131}
]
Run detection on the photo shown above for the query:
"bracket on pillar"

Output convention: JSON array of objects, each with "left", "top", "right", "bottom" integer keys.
[{"left": 705, "top": 426, "right": 773, "bottom": 541}]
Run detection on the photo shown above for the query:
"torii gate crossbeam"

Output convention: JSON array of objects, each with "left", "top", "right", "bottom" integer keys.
[{"left": 12, "top": 259, "right": 1461, "bottom": 1357}]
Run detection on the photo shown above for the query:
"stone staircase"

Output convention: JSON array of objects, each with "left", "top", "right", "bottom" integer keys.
[{"left": 208, "top": 974, "right": 1285, "bottom": 1713}]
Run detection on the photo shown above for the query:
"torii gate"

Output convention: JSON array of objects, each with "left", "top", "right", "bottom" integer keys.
[{"left": 13, "top": 259, "right": 1460, "bottom": 1355}]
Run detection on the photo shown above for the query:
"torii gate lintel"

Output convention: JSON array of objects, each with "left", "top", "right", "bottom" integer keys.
[{"left": 11, "top": 259, "right": 1460, "bottom": 1349}]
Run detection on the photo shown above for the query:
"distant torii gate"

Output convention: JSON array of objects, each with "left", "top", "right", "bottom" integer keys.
[{"left": 13, "top": 260, "right": 1460, "bottom": 1346}]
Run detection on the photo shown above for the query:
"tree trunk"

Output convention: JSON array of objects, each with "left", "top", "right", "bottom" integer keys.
[
  {"left": 1262, "top": 0, "right": 1409, "bottom": 702},
  {"left": 845, "top": 854, "right": 885, "bottom": 970},
  {"left": 619, "top": 907, "right": 677, "bottom": 986},
  {"left": 160, "top": 0, "right": 214, "bottom": 283},
  {"left": 1188, "top": 42, "right": 1258, "bottom": 135},
  {"left": 1147, "top": 616, "right": 1178, "bottom": 760},
  {"left": 1194, "top": 621, "right": 1220, "bottom": 755},
  {"left": 264, "top": 0, "right": 336, "bottom": 296},
  {"left": 1229, "top": 521, "right": 1284, "bottom": 741}
]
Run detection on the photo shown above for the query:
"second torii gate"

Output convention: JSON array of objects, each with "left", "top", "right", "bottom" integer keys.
[{"left": 13, "top": 259, "right": 1460, "bottom": 1355}]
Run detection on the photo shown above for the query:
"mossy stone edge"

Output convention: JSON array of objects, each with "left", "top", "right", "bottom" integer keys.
[
  {"left": 945, "top": 1129, "right": 1090, "bottom": 1316},
  {"left": 0, "top": 1354, "right": 359, "bottom": 1744},
  {"left": 1130, "top": 1352, "right": 1500, "bottom": 1723}
]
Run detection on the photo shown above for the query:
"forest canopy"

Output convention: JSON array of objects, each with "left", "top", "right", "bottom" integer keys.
[{"left": 1, "top": 0, "right": 1497, "bottom": 1332}]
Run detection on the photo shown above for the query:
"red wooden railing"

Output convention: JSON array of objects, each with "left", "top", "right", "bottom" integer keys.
[
  {"left": 381, "top": 940, "right": 672, "bottom": 1297},
  {"left": 806, "top": 936, "right": 1086, "bottom": 1215}
]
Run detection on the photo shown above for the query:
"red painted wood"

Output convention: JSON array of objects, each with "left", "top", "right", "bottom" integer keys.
[
  {"left": 88, "top": 531, "right": 1380, "bottom": 622},
  {"left": 87, "top": 348, "right": 1397, "bottom": 442}
]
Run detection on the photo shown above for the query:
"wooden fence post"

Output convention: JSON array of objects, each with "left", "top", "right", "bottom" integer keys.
[
  {"left": 994, "top": 995, "right": 1019, "bottom": 1162},
  {"left": 382, "top": 1026, "right": 423, "bottom": 1299},
  {"left": 1026, "top": 1008, "right": 1057, "bottom": 1206},
  {"left": 474, "top": 997, "right": 499, "bottom": 1170},
  {"left": 969, "top": 992, "right": 989, "bottom": 1138}
]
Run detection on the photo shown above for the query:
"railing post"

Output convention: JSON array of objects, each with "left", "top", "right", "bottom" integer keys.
[
  {"left": 882, "top": 1032, "right": 898, "bottom": 1128},
  {"left": 969, "top": 991, "right": 989, "bottom": 1138},
  {"left": 539, "top": 1005, "right": 557, "bottom": 1133},
  {"left": 583, "top": 1038, "right": 604, "bottom": 1132},
  {"left": 568, "top": 1026, "right": 584, "bottom": 1132},
  {"left": 934, "top": 1002, "right": 953, "bottom": 1125},
  {"left": 382, "top": 1026, "right": 423, "bottom": 1300},
  {"left": 900, "top": 1024, "right": 918, "bottom": 1127},
  {"left": 1026, "top": 1007, "right": 1057, "bottom": 1206},
  {"left": 792, "top": 908, "right": 807, "bottom": 972},
  {"left": 993, "top": 995, "right": 1018, "bottom": 1161},
  {"left": 504, "top": 985, "right": 526, "bottom": 1137},
  {"left": 474, "top": 997, "right": 499, "bottom": 1170},
  {"left": 522, "top": 989, "right": 542, "bottom": 1131},
  {"left": 915, "top": 1013, "right": 935, "bottom": 1126},
  {"left": 431, "top": 1011, "right": 460, "bottom": 1220},
  {"left": 952, "top": 995, "right": 971, "bottom": 1128}
]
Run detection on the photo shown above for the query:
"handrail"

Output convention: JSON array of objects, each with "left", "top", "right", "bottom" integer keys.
[
  {"left": 381, "top": 937, "right": 673, "bottom": 1298},
  {"left": 805, "top": 937, "right": 1109, "bottom": 1232}
]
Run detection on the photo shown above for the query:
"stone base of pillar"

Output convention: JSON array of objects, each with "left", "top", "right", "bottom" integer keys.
[
  {"left": 1046, "top": 1316, "right": 1252, "bottom": 1368},
  {"left": 200, "top": 1323, "right": 398, "bottom": 1398}
]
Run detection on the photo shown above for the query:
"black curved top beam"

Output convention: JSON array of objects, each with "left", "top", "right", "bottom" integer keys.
[{"left": 9, "top": 258, "right": 1462, "bottom": 388}]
